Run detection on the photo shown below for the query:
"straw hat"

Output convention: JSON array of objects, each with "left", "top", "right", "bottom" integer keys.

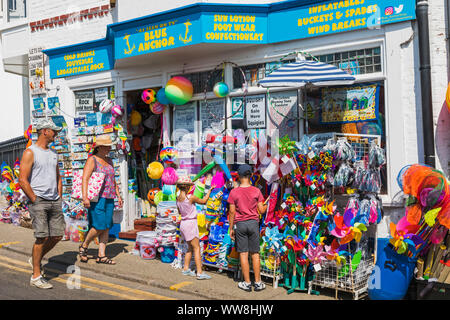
[
  {"left": 94, "top": 134, "right": 113, "bottom": 147},
  {"left": 176, "top": 176, "right": 193, "bottom": 185}
]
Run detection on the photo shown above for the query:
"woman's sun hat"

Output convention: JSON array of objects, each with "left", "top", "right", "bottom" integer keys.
[
  {"left": 94, "top": 134, "right": 113, "bottom": 147},
  {"left": 176, "top": 176, "right": 193, "bottom": 185}
]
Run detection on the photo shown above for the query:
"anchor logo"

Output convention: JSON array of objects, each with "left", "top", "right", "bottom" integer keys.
[
  {"left": 179, "top": 21, "right": 192, "bottom": 44},
  {"left": 123, "top": 35, "right": 135, "bottom": 55}
]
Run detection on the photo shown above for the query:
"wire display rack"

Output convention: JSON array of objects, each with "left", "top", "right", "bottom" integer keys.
[
  {"left": 334, "top": 133, "right": 381, "bottom": 164},
  {"left": 308, "top": 225, "right": 377, "bottom": 300}
]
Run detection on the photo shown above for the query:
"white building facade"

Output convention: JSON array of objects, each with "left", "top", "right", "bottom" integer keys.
[{"left": 1, "top": 0, "right": 449, "bottom": 236}]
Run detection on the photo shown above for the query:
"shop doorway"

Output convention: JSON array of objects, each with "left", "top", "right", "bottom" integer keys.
[{"left": 125, "top": 88, "right": 163, "bottom": 199}]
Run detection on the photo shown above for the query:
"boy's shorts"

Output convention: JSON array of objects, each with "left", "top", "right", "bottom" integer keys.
[{"left": 235, "top": 219, "right": 259, "bottom": 253}]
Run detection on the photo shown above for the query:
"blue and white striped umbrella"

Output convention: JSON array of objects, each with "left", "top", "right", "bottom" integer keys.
[{"left": 259, "top": 60, "right": 356, "bottom": 88}]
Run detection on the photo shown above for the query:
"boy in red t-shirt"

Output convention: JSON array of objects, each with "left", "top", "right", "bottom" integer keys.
[{"left": 228, "top": 164, "right": 268, "bottom": 292}]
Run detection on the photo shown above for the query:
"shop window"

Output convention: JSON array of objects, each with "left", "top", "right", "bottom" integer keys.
[
  {"left": 233, "top": 59, "right": 295, "bottom": 89},
  {"left": 304, "top": 81, "right": 387, "bottom": 194},
  {"left": 173, "top": 70, "right": 223, "bottom": 95},
  {"left": 309, "top": 47, "right": 382, "bottom": 75},
  {"left": 74, "top": 86, "right": 114, "bottom": 116}
]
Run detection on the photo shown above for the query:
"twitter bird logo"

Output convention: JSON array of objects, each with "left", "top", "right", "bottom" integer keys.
[{"left": 394, "top": 5, "right": 404, "bottom": 14}]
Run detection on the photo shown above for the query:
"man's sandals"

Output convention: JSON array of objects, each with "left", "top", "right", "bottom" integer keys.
[
  {"left": 96, "top": 256, "right": 116, "bottom": 265},
  {"left": 78, "top": 244, "right": 89, "bottom": 263}
]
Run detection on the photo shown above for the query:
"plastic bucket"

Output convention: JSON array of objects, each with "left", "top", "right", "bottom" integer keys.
[
  {"left": 136, "top": 231, "right": 158, "bottom": 259},
  {"left": 193, "top": 182, "right": 205, "bottom": 198},
  {"left": 160, "top": 245, "right": 175, "bottom": 263},
  {"left": 368, "top": 238, "right": 417, "bottom": 300}
]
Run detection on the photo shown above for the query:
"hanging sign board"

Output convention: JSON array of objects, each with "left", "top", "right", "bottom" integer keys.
[
  {"left": 28, "top": 47, "right": 46, "bottom": 95},
  {"left": 320, "top": 84, "right": 379, "bottom": 124},
  {"left": 231, "top": 97, "right": 245, "bottom": 120},
  {"left": 245, "top": 94, "right": 266, "bottom": 129}
]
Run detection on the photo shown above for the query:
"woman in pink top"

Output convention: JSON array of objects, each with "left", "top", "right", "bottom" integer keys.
[{"left": 176, "top": 176, "right": 214, "bottom": 280}]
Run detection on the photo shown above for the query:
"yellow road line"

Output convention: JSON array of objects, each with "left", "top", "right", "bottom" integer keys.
[
  {"left": 170, "top": 281, "right": 193, "bottom": 292},
  {"left": 0, "top": 254, "right": 175, "bottom": 300},
  {"left": 0, "top": 241, "right": 21, "bottom": 248},
  {"left": 0, "top": 261, "right": 141, "bottom": 300}
]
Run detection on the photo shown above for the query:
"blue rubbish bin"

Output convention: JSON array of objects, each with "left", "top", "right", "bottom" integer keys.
[{"left": 368, "top": 238, "right": 417, "bottom": 300}]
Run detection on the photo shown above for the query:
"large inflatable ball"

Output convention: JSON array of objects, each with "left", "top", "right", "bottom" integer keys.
[
  {"left": 147, "top": 161, "right": 164, "bottom": 180},
  {"left": 165, "top": 76, "right": 193, "bottom": 105},
  {"left": 99, "top": 99, "right": 114, "bottom": 113},
  {"left": 156, "top": 88, "right": 170, "bottom": 105},
  {"left": 141, "top": 89, "right": 157, "bottom": 105},
  {"left": 213, "top": 82, "right": 229, "bottom": 98}
]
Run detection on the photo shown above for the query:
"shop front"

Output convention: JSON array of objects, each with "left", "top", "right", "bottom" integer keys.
[{"left": 28, "top": 0, "right": 445, "bottom": 299}]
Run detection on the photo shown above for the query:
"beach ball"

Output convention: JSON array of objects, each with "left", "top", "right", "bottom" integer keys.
[
  {"left": 165, "top": 76, "right": 193, "bottom": 105},
  {"left": 141, "top": 89, "right": 156, "bottom": 105},
  {"left": 156, "top": 88, "right": 170, "bottom": 105},
  {"left": 150, "top": 102, "right": 165, "bottom": 115},
  {"left": 147, "top": 161, "right": 164, "bottom": 180},
  {"left": 130, "top": 110, "right": 142, "bottom": 126},
  {"left": 154, "top": 191, "right": 164, "bottom": 206},
  {"left": 111, "top": 104, "right": 123, "bottom": 117},
  {"left": 159, "top": 146, "right": 178, "bottom": 164},
  {"left": 147, "top": 188, "right": 160, "bottom": 205},
  {"left": 99, "top": 99, "right": 114, "bottom": 113},
  {"left": 213, "top": 82, "right": 229, "bottom": 98}
]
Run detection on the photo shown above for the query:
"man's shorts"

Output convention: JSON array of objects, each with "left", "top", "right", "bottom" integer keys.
[
  {"left": 235, "top": 220, "right": 260, "bottom": 253},
  {"left": 28, "top": 197, "right": 65, "bottom": 239}
]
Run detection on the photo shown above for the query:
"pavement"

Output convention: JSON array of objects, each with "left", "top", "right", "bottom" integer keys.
[{"left": 0, "top": 222, "right": 340, "bottom": 300}]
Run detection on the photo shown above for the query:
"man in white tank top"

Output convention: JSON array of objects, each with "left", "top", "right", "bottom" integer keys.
[{"left": 19, "top": 118, "right": 63, "bottom": 289}]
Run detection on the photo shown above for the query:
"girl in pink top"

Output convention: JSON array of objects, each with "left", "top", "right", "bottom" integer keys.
[{"left": 176, "top": 176, "right": 214, "bottom": 280}]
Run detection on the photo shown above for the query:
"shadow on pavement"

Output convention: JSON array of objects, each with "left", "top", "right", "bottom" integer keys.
[{"left": 42, "top": 239, "right": 129, "bottom": 280}]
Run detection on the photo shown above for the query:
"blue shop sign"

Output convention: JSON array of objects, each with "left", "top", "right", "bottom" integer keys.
[
  {"left": 269, "top": 0, "right": 416, "bottom": 43},
  {"left": 48, "top": 45, "right": 113, "bottom": 79}
]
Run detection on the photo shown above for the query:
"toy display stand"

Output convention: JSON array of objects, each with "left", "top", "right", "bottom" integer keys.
[{"left": 306, "top": 133, "right": 381, "bottom": 300}]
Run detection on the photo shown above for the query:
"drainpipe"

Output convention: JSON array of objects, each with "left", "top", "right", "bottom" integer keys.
[{"left": 416, "top": 0, "right": 436, "bottom": 167}]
